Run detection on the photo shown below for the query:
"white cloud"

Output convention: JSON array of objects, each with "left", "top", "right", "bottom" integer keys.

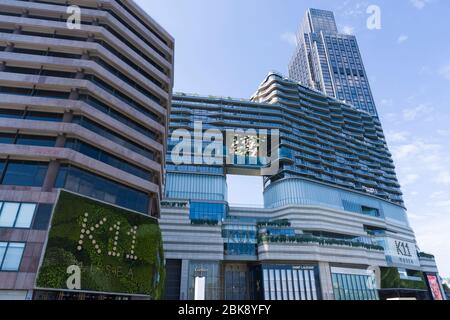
[
  {"left": 392, "top": 143, "right": 420, "bottom": 160},
  {"left": 280, "top": 32, "right": 297, "bottom": 47},
  {"left": 402, "top": 104, "right": 434, "bottom": 121},
  {"left": 386, "top": 131, "right": 410, "bottom": 143},
  {"left": 381, "top": 99, "right": 392, "bottom": 106},
  {"left": 401, "top": 173, "right": 420, "bottom": 187},
  {"left": 437, "top": 129, "right": 450, "bottom": 136},
  {"left": 410, "top": 0, "right": 431, "bottom": 9},
  {"left": 397, "top": 35, "right": 409, "bottom": 44},
  {"left": 337, "top": 0, "right": 370, "bottom": 17},
  {"left": 342, "top": 25, "right": 354, "bottom": 35},
  {"left": 419, "top": 66, "right": 433, "bottom": 75},
  {"left": 439, "top": 63, "right": 450, "bottom": 81},
  {"left": 410, "top": 212, "right": 450, "bottom": 276},
  {"left": 391, "top": 131, "right": 450, "bottom": 276},
  {"left": 435, "top": 171, "right": 450, "bottom": 186}
]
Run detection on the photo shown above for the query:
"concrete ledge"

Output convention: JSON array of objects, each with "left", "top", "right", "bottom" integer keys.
[
  {"left": 258, "top": 243, "right": 387, "bottom": 266},
  {"left": 0, "top": 144, "right": 159, "bottom": 195}
]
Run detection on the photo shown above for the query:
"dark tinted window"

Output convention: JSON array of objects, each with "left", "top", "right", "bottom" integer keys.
[
  {"left": 1, "top": 161, "right": 48, "bottom": 187},
  {"left": 32, "top": 204, "right": 54, "bottom": 231},
  {"left": 55, "top": 165, "right": 149, "bottom": 214}
]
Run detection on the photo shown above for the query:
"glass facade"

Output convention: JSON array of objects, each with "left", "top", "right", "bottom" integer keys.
[
  {"left": 223, "top": 224, "right": 258, "bottom": 256},
  {"left": 172, "top": 88, "right": 404, "bottom": 208},
  {"left": 0, "top": 202, "right": 36, "bottom": 229},
  {"left": 187, "top": 261, "right": 222, "bottom": 300},
  {"left": 261, "top": 265, "right": 321, "bottom": 301},
  {"left": 0, "top": 160, "right": 48, "bottom": 187},
  {"left": 331, "top": 269, "right": 379, "bottom": 300},
  {"left": 288, "top": 9, "right": 378, "bottom": 116},
  {"left": 164, "top": 259, "right": 182, "bottom": 300},
  {"left": 0, "top": 133, "right": 56, "bottom": 147},
  {"left": 224, "top": 264, "right": 255, "bottom": 300},
  {"left": 189, "top": 201, "right": 227, "bottom": 222},
  {"left": 72, "top": 115, "right": 155, "bottom": 160},
  {"left": 65, "top": 139, "right": 153, "bottom": 181},
  {"left": 55, "top": 165, "right": 149, "bottom": 214}
]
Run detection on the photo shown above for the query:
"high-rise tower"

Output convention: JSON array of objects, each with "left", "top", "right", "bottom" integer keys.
[
  {"left": 289, "top": 8, "right": 378, "bottom": 116},
  {"left": 0, "top": 0, "right": 173, "bottom": 300}
]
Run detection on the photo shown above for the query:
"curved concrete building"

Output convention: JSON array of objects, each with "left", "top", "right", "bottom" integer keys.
[
  {"left": 161, "top": 73, "right": 442, "bottom": 301},
  {"left": 0, "top": 0, "right": 173, "bottom": 300}
]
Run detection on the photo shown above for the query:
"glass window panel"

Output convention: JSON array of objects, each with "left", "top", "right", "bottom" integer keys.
[
  {"left": 0, "top": 242, "right": 7, "bottom": 267},
  {"left": 15, "top": 203, "right": 36, "bottom": 228},
  {"left": 275, "top": 269, "right": 282, "bottom": 301},
  {"left": 337, "top": 274, "right": 346, "bottom": 300},
  {"left": 0, "top": 133, "right": 15, "bottom": 144},
  {"left": 1, "top": 243, "right": 25, "bottom": 271},
  {"left": 351, "top": 275, "right": 360, "bottom": 300},
  {"left": 304, "top": 270, "right": 312, "bottom": 300},
  {"left": 346, "top": 275, "right": 355, "bottom": 300},
  {"left": 298, "top": 270, "right": 306, "bottom": 300},
  {"left": 32, "top": 204, "right": 53, "bottom": 230},
  {"left": 15, "top": 135, "right": 56, "bottom": 147},
  {"left": 332, "top": 274, "right": 340, "bottom": 300},
  {"left": 287, "top": 269, "right": 294, "bottom": 301},
  {"left": 0, "top": 202, "right": 20, "bottom": 227},
  {"left": 360, "top": 276, "right": 369, "bottom": 300},
  {"left": 282, "top": 269, "right": 289, "bottom": 300},
  {"left": 269, "top": 269, "right": 276, "bottom": 301},
  {"left": 263, "top": 269, "right": 270, "bottom": 300},
  {"left": 1, "top": 161, "right": 48, "bottom": 187},
  {"left": 293, "top": 270, "right": 300, "bottom": 300},
  {"left": 310, "top": 270, "right": 318, "bottom": 300}
]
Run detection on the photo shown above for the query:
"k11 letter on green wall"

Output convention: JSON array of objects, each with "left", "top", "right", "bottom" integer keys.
[{"left": 36, "top": 191, "right": 165, "bottom": 298}]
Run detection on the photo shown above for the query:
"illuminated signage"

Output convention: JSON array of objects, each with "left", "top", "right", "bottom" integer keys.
[{"left": 427, "top": 274, "right": 444, "bottom": 301}]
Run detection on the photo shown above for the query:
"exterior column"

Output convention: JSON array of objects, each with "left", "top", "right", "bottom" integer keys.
[
  {"left": 318, "top": 262, "right": 335, "bottom": 300},
  {"left": 179, "top": 260, "right": 190, "bottom": 300},
  {"left": 41, "top": 95, "right": 77, "bottom": 192}
]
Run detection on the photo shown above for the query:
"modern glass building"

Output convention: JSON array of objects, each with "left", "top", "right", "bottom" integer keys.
[
  {"left": 0, "top": 0, "right": 173, "bottom": 300},
  {"left": 160, "top": 72, "right": 443, "bottom": 301},
  {"left": 289, "top": 8, "right": 378, "bottom": 116}
]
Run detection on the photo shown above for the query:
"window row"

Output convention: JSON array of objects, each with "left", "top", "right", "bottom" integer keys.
[
  {"left": 0, "top": 87, "right": 159, "bottom": 141},
  {"left": 1, "top": 64, "right": 162, "bottom": 112},
  {"left": 189, "top": 202, "right": 227, "bottom": 222},
  {"left": 0, "top": 158, "right": 150, "bottom": 211},
  {"left": 65, "top": 139, "right": 153, "bottom": 181},
  {"left": 0, "top": 160, "right": 48, "bottom": 187},
  {"left": 262, "top": 266, "right": 320, "bottom": 301},
  {"left": 55, "top": 164, "right": 149, "bottom": 214},
  {"left": 0, "top": 202, "right": 36, "bottom": 229},
  {"left": 332, "top": 273, "right": 378, "bottom": 300},
  {"left": 72, "top": 115, "right": 156, "bottom": 160},
  {"left": 0, "top": 132, "right": 155, "bottom": 181},
  {"left": 0, "top": 133, "right": 56, "bottom": 147}
]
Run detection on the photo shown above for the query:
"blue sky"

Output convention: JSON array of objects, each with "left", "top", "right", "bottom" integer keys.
[{"left": 140, "top": 0, "right": 450, "bottom": 277}]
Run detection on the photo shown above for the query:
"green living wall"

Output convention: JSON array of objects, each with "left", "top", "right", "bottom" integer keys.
[
  {"left": 380, "top": 267, "right": 427, "bottom": 290},
  {"left": 36, "top": 191, "right": 165, "bottom": 299}
]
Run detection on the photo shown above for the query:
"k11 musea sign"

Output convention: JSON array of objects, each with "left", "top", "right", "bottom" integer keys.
[
  {"left": 36, "top": 191, "right": 165, "bottom": 298},
  {"left": 384, "top": 238, "right": 420, "bottom": 267}
]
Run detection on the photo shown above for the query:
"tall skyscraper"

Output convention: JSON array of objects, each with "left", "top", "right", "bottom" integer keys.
[
  {"left": 289, "top": 8, "right": 378, "bottom": 116},
  {"left": 0, "top": 0, "right": 173, "bottom": 300}
]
